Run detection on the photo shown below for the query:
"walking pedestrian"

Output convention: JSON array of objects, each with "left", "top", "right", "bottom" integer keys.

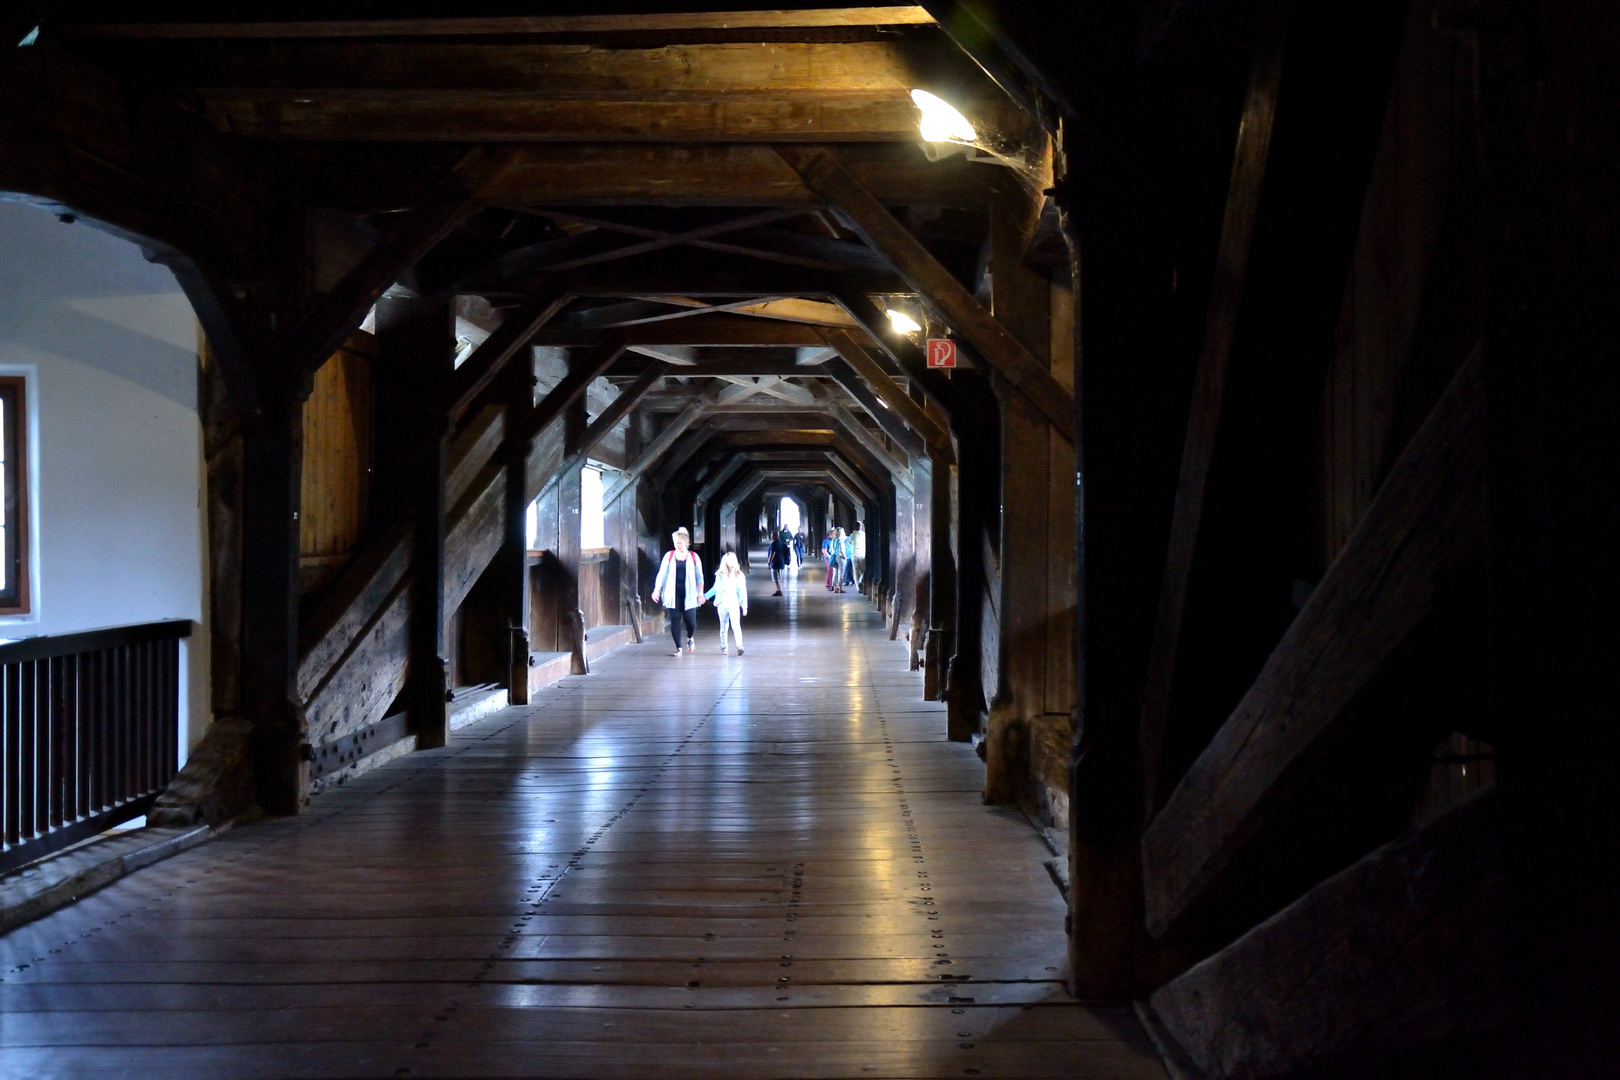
[
  {"left": 822, "top": 530, "right": 836, "bottom": 591},
  {"left": 794, "top": 529, "right": 806, "bottom": 564},
  {"left": 832, "top": 527, "right": 849, "bottom": 593},
  {"left": 851, "top": 520, "right": 866, "bottom": 590},
  {"left": 768, "top": 528, "right": 791, "bottom": 595},
  {"left": 704, "top": 551, "right": 749, "bottom": 655},
  {"left": 650, "top": 527, "right": 705, "bottom": 656}
]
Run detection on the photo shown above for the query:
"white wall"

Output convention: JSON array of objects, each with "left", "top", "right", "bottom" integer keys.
[{"left": 0, "top": 199, "right": 209, "bottom": 753}]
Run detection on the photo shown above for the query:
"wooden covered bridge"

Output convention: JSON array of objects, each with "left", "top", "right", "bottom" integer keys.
[{"left": 0, "top": 1, "right": 1615, "bottom": 1076}]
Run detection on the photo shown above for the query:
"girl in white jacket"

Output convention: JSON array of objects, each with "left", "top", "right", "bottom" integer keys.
[{"left": 703, "top": 551, "right": 749, "bottom": 655}]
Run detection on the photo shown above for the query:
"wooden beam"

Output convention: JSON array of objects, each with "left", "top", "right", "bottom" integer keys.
[
  {"left": 822, "top": 329, "right": 953, "bottom": 462},
  {"left": 810, "top": 384, "right": 913, "bottom": 487},
  {"left": 1141, "top": 352, "right": 1485, "bottom": 942},
  {"left": 636, "top": 357, "right": 828, "bottom": 379},
  {"left": 780, "top": 145, "right": 1075, "bottom": 439},
  {"left": 100, "top": 39, "right": 953, "bottom": 97},
  {"left": 202, "top": 95, "right": 928, "bottom": 144},
  {"left": 603, "top": 395, "right": 714, "bottom": 506},
  {"left": 509, "top": 334, "right": 628, "bottom": 450},
  {"left": 1146, "top": 791, "right": 1505, "bottom": 1079},
  {"left": 558, "top": 364, "right": 666, "bottom": 474},
  {"left": 652, "top": 415, "right": 729, "bottom": 491},
  {"left": 526, "top": 208, "right": 807, "bottom": 273},
  {"left": 488, "top": 248, "right": 905, "bottom": 300},
  {"left": 823, "top": 359, "right": 926, "bottom": 459},
  {"left": 835, "top": 290, "right": 997, "bottom": 434},
  {"left": 534, "top": 313, "right": 871, "bottom": 348},
  {"left": 433, "top": 284, "right": 569, "bottom": 426},
  {"left": 482, "top": 144, "right": 1006, "bottom": 211},
  {"left": 265, "top": 144, "right": 521, "bottom": 383},
  {"left": 730, "top": 298, "right": 863, "bottom": 328},
  {"left": 61, "top": 9, "right": 936, "bottom": 39},
  {"left": 1137, "top": 1, "right": 1291, "bottom": 820}
]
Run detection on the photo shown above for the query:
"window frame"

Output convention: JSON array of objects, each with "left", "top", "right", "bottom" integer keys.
[{"left": 0, "top": 375, "right": 31, "bottom": 615}]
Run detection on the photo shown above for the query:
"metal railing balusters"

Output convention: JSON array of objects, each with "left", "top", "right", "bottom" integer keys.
[{"left": 0, "top": 621, "right": 191, "bottom": 872}]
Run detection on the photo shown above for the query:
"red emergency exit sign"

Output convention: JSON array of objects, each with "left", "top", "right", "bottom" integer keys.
[{"left": 926, "top": 338, "right": 957, "bottom": 368}]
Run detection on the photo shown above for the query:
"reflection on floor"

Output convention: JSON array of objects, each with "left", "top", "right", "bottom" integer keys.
[{"left": 0, "top": 565, "right": 1167, "bottom": 1078}]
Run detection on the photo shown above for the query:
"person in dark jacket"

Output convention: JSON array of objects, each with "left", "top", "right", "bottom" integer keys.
[{"left": 768, "top": 529, "right": 792, "bottom": 595}]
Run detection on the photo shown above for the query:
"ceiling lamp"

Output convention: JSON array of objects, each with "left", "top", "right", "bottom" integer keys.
[
  {"left": 885, "top": 308, "right": 922, "bottom": 335},
  {"left": 910, "top": 89, "right": 977, "bottom": 145}
]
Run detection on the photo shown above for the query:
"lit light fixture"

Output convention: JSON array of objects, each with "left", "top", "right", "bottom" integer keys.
[
  {"left": 910, "top": 87, "right": 1033, "bottom": 173},
  {"left": 885, "top": 308, "right": 922, "bottom": 335},
  {"left": 910, "top": 89, "right": 977, "bottom": 145}
]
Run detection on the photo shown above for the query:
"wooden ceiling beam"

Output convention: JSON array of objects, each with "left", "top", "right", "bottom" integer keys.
[
  {"left": 59, "top": 9, "right": 937, "bottom": 39},
  {"left": 539, "top": 209, "right": 880, "bottom": 274},
  {"left": 265, "top": 143, "right": 522, "bottom": 386},
  {"left": 535, "top": 312, "right": 873, "bottom": 348},
  {"left": 480, "top": 144, "right": 1005, "bottom": 209},
  {"left": 106, "top": 39, "right": 951, "bottom": 95},
  {"left": 202, "top": 94, "right": 929, "bottom": 143},
  {"left": 492, "top": 251, "right": 906, "bottom": 299}
]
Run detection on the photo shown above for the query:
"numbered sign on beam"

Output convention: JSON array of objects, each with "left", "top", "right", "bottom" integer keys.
[{"left": 926, "top": 338, "right": 957, "bottom": 369}]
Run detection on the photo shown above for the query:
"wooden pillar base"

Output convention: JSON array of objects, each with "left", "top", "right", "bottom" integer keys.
[
  {"left": 944, "top": 652, "right": 978, "bottom": 743},
  {"left": 569, "top": 608, "right": 589, "bottom": 675},
  {"left": 924, "top": 629, "right": 954, "bottom": 701},
  {"left": 507, "top": 627, "right": 532, "bottom": 706},
  {"left": 984, "top": 700, "right": 1030, "bottom": 805}
]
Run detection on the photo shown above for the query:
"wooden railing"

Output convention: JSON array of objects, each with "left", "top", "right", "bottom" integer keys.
[
  {"left": 0, "top": 620, "right": 190, "bottom": 872},
  {"left": 578, "top": 547, "right": 619, "bottom": 631}
]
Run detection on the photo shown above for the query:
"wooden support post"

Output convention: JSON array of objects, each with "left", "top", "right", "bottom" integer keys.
[
  {"left": 1478, "top": 8, "right": 1620, "bottom": 1066},
  {"left": 946, "top": 390, "right": 998, "bottom": 744},
  {"left": 559, "top": 355, "right": 589, "bottom": 675},
  {"left": 909, "top": 456, "right": 933, "bottom": 667},
  {"left": 1137, "top": 3, "right": 1289, "bottom": 819},
  {"left": 985, "top": 380, "right": 1048, "bottom": 805},
  {"left": 924, "top": 449, "right": 957, "bottom": 702},
  {"left": 376, "top": 295, "right": 455, "bottom": 748},
  {"left": 240, "top": 395, "right": 306, "bottom": 815},
  {"left": 501, "top": 355, "right": 534, "bottom": 704},
  {"left": 983, "top": 184, "right": 1056, "bottom": 806}
]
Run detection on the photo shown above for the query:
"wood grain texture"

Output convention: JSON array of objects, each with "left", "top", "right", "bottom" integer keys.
[
  {"left": 1148, "top": 792, "right": 1504, "bottom": 1079},
  {"left": 61, "top": 8, "right": 938, "bottom": 39},
  {"left": 1141, "top": 352, "right": 1485, "bottom": 940},
  {"left": 1136, "top": 3, "right": 1290, "bottom": 819},
  {"left": 298, "top": 346, "right": 372, "bottom": 578}
]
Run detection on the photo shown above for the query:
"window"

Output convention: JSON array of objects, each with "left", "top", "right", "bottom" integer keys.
[
  {"left": 581, "top": 467, "right": 606, "bottom": 550},
  {"left": 0, "top": 376, "right": 30, "bottom": 613}
]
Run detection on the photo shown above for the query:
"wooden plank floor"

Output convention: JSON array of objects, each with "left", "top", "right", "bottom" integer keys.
[{"left": 0, "top": 566, "right": 1168, "bottom": 1079}]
